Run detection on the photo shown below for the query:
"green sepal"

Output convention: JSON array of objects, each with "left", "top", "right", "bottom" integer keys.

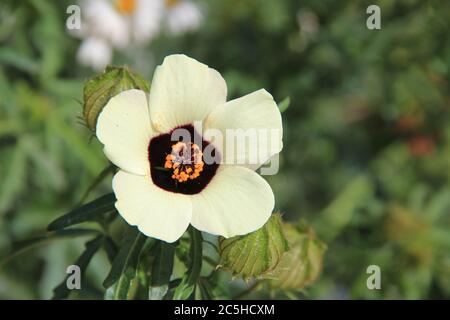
[
  {"left": 83, "top": 66, "right": 149, "bottom": 130},
  {"left": 268, "top": 220, "right": 326, "bottom": 290},
  {"left": 219, "top": 213, "right": 288, "bottom": 280}
]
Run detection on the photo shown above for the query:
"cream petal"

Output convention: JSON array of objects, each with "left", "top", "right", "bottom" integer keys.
[
  {"left": 113, "top": 170, "right": 192, "bottom": 243},
  {"left": 148, "top": 54, "right": 227, "bottom": 133},
  {"left": 190, "top": 166, "right": 274, "bottom": 238},
  {"left": 204, "top": 89, "right": 283, "bottom": 169},
  {"left": 96, "top": 89, "right": 153, "bottom": 175}
]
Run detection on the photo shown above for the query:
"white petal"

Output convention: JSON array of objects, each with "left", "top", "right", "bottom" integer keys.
[
  {"left": 204, "top": 89, "right": 283, "bottom": 169},
  {"left": 166, "top": 1, "right": 203, "bottom": 35},
  {"left": 190, "top": 166, "right": 274, "bottom": 237},
  {"left": 96, "top": 89, "right": 153, "bottom": 175},
  {"left": 113, "top": 170, "right": 192, "bottom": 243},
  {"left": 77, "top": 37, "right": 112, "bottom": 71},
  {"left": 148, "top": 54, "right": 227, "bottom": 133}
]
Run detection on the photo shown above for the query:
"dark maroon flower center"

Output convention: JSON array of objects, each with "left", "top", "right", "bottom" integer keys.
[{"left": 148, "top": 125, "right": 220, "bottom": 195}]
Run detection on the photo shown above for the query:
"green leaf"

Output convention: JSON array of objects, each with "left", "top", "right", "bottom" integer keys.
[
  {"left": 149, "top": 241, "right": 176, "bottom": 300},
  {"left": 0, "top": 47, "right": 39, "bottom": 74},
  {"left": 21, "top": 135, "right": 65, "bottom": 191},
  {"left": 278, "top": 96, "right": 291, "bottom": 113},
  {"left": 195, "top": 278, "right": 214, "bottom": 300},
  {"left": 0, "top": 141, "right": 27, "bottom": 214},
  {"left": 314, "top": 174, "right": 373, "bottom": 241},
  {"left": 0, "top": 229, "right": 100, "bottom": 269},
  {"left": 102, "top": 236, "right": 118, "bottom": 264},
  {"left": 47, "top": 193, "right": 116, "bottom": 231},
  {"left": 30, "top": 0, "right": 65, "bottom": 80},
  {"left": 52, "top": 236, "right": 104, "bottom": 300},
  {"left": 103, "top": 229, "right": 148, "bottom": 300},
  {"left": 48, "top": 113, "right": 105, "bottom": 175},
  {"left": 78, "top": 164, "right": 115, "bottom": 205},
  {"left": 173, "top": 227, "right": 203, "bottom": 300}
]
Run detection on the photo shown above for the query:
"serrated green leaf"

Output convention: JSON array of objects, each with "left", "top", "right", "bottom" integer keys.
[
  {"left": 173, "top": 227, "right": 203, "bottom": 300},
  {"left": 149, "top": 241, "right": 175, "bottom": 300},
  {"left": 103, "top": 229, "right": 149, "bottom": 300},
  {"left": 52, "top": 236, "right": 104, "bottom": 300},
  {"left": 47, "top": 193, "right": 116, "bottom": 231}
]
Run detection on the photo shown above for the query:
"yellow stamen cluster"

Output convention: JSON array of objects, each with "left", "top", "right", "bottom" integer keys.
[
  {"left": 164, "top": 142, "right": 204, "bottom": 183},
  {"left": 116, "top": 0, "right": 135, "bottom": 15}
]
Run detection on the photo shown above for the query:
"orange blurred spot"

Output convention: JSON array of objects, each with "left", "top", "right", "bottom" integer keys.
[
  {"left": 116, "top": 0, "right": 135, "bottom": 15},
  {"left": 165, "top": 0, "right": 181, "bottom": 8},
  {"left": 407, "top": 135, "right": 435, "bottom": 157},
  {"left": 396, "top": 114, "right": 423, "bottom": 132}
]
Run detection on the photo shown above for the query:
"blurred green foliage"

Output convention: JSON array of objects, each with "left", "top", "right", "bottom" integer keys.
[{"left": 0, "top": 0, "right": 449, "bottom": 299}]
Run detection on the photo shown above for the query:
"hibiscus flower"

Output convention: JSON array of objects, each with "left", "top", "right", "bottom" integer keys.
[{"left": 96, "top": 54, "right": 283, "bottom": 242}]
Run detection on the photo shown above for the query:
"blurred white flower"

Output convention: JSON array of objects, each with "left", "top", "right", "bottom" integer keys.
[
  {"left": 72, "top": 0, "right": 203, "bottom": 70},
  {"left": 165, "top": 0, "right": 202, "bottom": 35},
  {"left": 77, "top": 37, "right": 113, "bottom": 71}
]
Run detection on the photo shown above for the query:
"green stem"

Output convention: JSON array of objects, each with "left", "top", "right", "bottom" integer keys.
[
  {"left": 173, "top": 227, "right": 203, "bottom": 300},
  {"left": 203, "top": 239, "right": 219, "bottom": 253},
  {"left": 187, "top": 227, "right": 203, "bottom": 283}
]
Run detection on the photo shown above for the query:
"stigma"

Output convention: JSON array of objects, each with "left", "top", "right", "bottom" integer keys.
[{"left": 164, "top": 142, "right": 204, "bottom": 182}]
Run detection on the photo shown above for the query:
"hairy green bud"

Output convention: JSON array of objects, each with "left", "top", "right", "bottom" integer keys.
[
  {"left": 82, "top": 66, "right": 149, "bottom": 131},
  {"left": 218, "top": 213, "right": 288, "bottom": 280}
]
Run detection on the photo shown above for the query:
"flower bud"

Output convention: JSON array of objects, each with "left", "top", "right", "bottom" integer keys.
[
  {"left": 82, "top": 66, "right": 149, "bottom": 130},
  {"left": 268, "top": 220, "right": 326, "bottom": 290},
  {"left": 218, "top": 213, "right": 288, "bottom": 280}
]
